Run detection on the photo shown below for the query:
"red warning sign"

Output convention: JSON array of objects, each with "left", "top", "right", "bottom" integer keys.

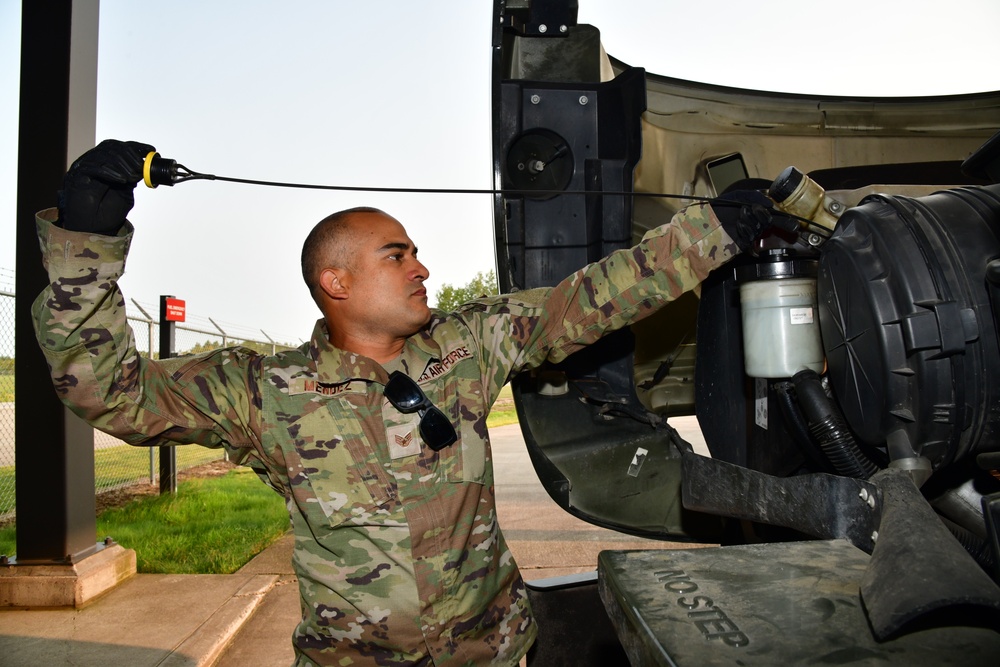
[{"left": 164, "top": 298, "right": 186, "bottom": 322}]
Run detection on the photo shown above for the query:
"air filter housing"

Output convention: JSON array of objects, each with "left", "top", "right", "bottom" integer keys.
[{"left": 817, "top": 185, "right": 1000, "bottom": 469}]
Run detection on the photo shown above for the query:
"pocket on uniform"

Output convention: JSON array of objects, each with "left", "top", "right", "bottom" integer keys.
[
  {"left": 430, "top": 375, "right": 488, "bottom": 485},
  {"left": 454, "top": 418, "right": 488, "bottom": 484},
  {"left": 286, "top": 400, "right": 396, "bottom": 528}
]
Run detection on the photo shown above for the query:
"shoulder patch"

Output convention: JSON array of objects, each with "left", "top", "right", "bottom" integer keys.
[{"left": 417, "top": 345, "right": 472, "bottom": 383}]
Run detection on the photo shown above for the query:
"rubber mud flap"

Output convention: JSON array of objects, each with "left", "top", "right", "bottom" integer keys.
[{"left": 860, "top": 467, "right": 1000, "bottom": 639}]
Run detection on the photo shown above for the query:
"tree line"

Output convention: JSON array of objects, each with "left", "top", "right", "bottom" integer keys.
[{"left": 434, "top": 270, "right": 498, "bottom": 312}]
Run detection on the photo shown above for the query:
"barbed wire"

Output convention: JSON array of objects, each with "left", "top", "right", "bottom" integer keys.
[{"left": 0, "top": 267, "right": 14, "bottom": 293}]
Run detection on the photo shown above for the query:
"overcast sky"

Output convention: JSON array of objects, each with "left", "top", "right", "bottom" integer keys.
[{"left": 2, "top": 0, "right": 999, "bottom": 349}]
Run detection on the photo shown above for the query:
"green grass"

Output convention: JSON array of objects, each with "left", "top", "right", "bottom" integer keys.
[
  {"left": 94, "top": 443, "right": 222, "bottom": 487},
  {"left": 0, "top": 444, "right": 225, "bottom": 516},
  {"left": 486, "top": 384, "right": 519, "bottom": 429},
  {"left": 0, "top": 466, "right": 289, "bottom": 573},
  {"left": 0, "top": 373, "right": 12, "bottom": 402}
]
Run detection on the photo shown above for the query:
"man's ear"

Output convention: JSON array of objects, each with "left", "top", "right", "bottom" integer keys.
[{"left": 318, "top": 267, "right": 349, "bottom": 301}]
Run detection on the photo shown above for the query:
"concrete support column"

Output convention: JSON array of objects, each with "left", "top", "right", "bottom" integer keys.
[{"left": 3, "top": 0, "right": 136, "bottom": 608}]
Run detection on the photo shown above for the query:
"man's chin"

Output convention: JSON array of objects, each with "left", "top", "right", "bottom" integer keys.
[{"left": 402, "top": 308, "right": 433, "bottom": 336}]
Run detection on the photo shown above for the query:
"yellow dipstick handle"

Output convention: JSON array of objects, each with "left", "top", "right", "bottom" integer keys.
[
  {"left": 143, "top": 151, "right": 181, "bottom": 187},
  {"left": 143, "top": 151, "right": 159, "bottom": 188}
]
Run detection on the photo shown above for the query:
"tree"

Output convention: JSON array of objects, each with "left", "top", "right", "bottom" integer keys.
[
  {"left": 185, "top": 339, "right": 224, "bottom": 355},
  {"left": 434, "top": 270, "right": 498, "bottom": 312},
  {"left": 178, "top": 339, "right": 295, "bottom": 357}
]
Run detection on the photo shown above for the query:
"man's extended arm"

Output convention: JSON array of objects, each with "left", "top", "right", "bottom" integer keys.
[
  {"left": 32, "top": 210, "right": 262, "bottom": 451},
  {"left": 454, "top": 198, "right": 782, "bottom": 392},
  {"left": 32, "top": 141, "right": 262, "bottom": 452}
]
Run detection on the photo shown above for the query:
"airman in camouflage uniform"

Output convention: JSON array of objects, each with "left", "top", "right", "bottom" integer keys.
[{"left": 32, "top": 141, "right": 770, "bottom": 665}]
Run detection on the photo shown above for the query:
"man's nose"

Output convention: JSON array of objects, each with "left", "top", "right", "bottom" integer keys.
[{"left": 410, "top": 259, "right": 429, "bottom": 281}]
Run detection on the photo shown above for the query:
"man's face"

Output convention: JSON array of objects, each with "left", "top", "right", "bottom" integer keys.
[{"left": 335, "top": 212, "right": 432, "bottom": 340}]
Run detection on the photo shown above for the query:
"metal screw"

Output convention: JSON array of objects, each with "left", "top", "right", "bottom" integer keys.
[
  {"left": 829, "top": 201, "right": 843, "bottom": 213},
  {"left": 538, "top": 24, "right": 548, "bottom": 33},
  {"left": 871, "top": 530, "right": 879, "bottom": 543},
  {"left": 579, "top": 95, "right": 589, "bottom": 105},
  {"left": 859, "top": 488, "right": 869, "bottom": 502},
  {"left": 807, "top": 233, "right": 823, "bottom": 247},
  {"left": 530, "top": 94, "right": 541, "bottom": 105},
  {"left": 559, "top": 25, "right": 568, "bottom": 33}
]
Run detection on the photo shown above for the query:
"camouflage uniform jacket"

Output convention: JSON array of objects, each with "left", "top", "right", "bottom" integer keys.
[{"left": 32, "top": 204, "right": 739, "bottom": 666}]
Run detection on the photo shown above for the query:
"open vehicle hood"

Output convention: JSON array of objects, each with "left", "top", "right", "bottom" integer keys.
[{"left": 491, "top": 0, "right": 999, "bottom": 540}]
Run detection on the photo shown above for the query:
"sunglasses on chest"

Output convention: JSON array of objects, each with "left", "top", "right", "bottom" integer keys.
[{"left": 384, "top": 371, "right": 458, "bottom": 451}]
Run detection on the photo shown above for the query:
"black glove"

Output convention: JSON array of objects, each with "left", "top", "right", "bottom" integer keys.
[
  {"left": 713, "top": 189, "right": 798, "bottom": 252},
  {"left": 57, "top": 139, "right": 156, "bottom": 235}
]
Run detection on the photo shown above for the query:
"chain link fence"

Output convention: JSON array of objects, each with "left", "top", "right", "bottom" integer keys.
[
  {"left": 1, "top": 268, "right": 15, "bottom": 525},
  {"left": 0, "top": 273, "right": 296, "bottom": 524}
]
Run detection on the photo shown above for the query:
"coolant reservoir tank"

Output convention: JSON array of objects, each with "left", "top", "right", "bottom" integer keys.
[
  {"left": 736, "top": 254, "right": 824, "bottom": 379},
  {"left": 769, "top": 166, "right": 844, "bottom": 231}
]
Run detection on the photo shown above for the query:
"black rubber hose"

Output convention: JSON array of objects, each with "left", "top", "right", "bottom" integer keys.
[
  {"left": 792, "top": 370, "right": 880, "bottom": 479},
  {"left": 774, "top": 381, "right": 834, "bottom": 473}
]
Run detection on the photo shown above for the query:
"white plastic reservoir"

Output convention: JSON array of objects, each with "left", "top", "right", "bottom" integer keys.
[{"left": 739, "top": 278, "right": 825, "bottom": 378}]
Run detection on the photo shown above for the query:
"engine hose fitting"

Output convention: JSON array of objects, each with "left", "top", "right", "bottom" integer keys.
[
  {"left": 792, "top": 369, "right": 880, "bottom": 479},
  {"left": 143, "top": 151, "right": 177, "bottom": 188}
]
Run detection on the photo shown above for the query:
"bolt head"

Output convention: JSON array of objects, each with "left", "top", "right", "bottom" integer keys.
[
  {"left": 538, "top": 24, "right": 548, "bottom": 33},
  {"left": 859, "top": 488, "right": 869, "bottom": 501},
  {"left": 530, "top": 94, "right": 541, "bottom": 105},
  {"left": 871, "top": 530, "right": 879, "bottom": 542},
  {"left": 579, "top": 95, "right": 589, "bottom": 105},
  {"left": 560, "top": 25, "right": 568, "bottom": 33}
]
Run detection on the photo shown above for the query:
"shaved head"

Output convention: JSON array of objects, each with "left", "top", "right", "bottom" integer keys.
[
  {"left": 300, "top": 208, "right": 430, "bottom": 357},
  {"left": 301, "top": 206, "right": 386, "bottom": 297}
]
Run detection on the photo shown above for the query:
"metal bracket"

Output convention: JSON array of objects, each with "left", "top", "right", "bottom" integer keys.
[
  {"left": 681, "top": 452, "right": 881, "bottom": 552},
  {"left": 504, "top": 0, "right": 578, "bottom": 36}
]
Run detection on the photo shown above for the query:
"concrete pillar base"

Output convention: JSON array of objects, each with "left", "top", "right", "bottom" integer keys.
[{"left": 0, "top": 543, "right": 137, "bottom": 608}]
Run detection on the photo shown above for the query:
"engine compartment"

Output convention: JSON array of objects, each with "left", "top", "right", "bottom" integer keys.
[
  {"left": 491, "top": 0, "right": 1000, "bottom": 643},
  {"left": 495, "top": 37, "right": 1000, "bottom": 527}
]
